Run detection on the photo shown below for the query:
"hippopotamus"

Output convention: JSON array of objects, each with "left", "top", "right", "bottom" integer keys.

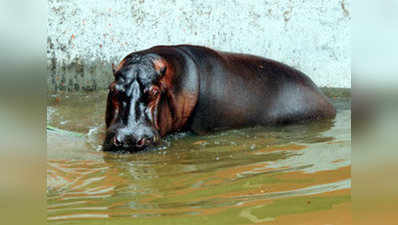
[{"left": 103, "top": 45, "right": 336, "bottom": 152}]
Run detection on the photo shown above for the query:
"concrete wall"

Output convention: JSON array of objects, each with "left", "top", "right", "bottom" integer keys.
[{"left": 47, "top": 0, "right": 351, "bottom": 92}]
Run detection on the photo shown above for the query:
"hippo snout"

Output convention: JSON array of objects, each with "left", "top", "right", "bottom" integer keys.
[{"left": 103, "top": 126, "right": 159, "bottom": 151}]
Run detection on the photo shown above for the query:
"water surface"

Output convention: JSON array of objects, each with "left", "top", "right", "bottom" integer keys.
[{"left": 47, "top": 91, "right": 351, "bottom": 224}]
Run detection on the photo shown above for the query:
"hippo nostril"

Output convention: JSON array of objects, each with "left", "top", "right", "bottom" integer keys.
[
  {"left": 136, "top": 138, "right": 147, "bottom": 148},
  {"left": 113, "top": 136, "right": 122, "bottom": 147}
]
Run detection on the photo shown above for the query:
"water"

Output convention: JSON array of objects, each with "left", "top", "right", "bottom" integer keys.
[{"left": 47, "top": 91, "right": 351, "bottom": 225}]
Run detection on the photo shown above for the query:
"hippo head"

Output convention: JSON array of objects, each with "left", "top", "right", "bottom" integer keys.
[{"left": 103, "top": 52, "right": 198, "bottom": 152}]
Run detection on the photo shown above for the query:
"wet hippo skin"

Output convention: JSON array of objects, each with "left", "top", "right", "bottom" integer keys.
[{"left": 103, "top": 45, "right": 336, "bottom": 152}]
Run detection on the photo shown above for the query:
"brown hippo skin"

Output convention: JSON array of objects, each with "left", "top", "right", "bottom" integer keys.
[{"left": 103, "top": 45, "right": 336, "bottom": 152}]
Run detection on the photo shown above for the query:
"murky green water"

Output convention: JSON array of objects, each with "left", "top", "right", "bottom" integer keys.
[{"left": 47, "top": 91, "right": 351, "bottom": 225}]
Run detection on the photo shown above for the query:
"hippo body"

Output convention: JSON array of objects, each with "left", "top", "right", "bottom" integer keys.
[{"left": 103, "top": 45, "right": 335, "bottom": 151}]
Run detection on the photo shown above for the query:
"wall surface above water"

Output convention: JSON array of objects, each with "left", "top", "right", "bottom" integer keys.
[{"left": 48, "top": 0, "right": 351, "bottom": 92}]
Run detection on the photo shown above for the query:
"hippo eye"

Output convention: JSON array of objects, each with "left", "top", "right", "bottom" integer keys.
[
  {"left": 109, "top": 83, "right": 127, "bottom": 101},
  {"left": 108, "top": 83, "right": 116, "bottom": 94},
  {"left": 149, "top": 86, "right": 160, "bottom": 98}
]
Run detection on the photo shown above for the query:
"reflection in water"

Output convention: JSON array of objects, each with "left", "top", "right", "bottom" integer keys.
[{"left": 47, "top": 91, "right": 351, "bottom": 224}]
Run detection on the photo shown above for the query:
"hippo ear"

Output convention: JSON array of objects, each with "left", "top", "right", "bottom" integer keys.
[
  {"left": 152, "top": 57, "right": 167, "bottom": 77},
  {"left": 112, "top": 63, "right": 116, "bottom": 76},
  {"left": 158, "top": 64, "right": 167, "bottom": 76}
]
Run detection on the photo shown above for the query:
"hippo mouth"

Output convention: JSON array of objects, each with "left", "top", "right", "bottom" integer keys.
[{"left": 102, "top": 133, "right": 161, "bottom": 152}]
